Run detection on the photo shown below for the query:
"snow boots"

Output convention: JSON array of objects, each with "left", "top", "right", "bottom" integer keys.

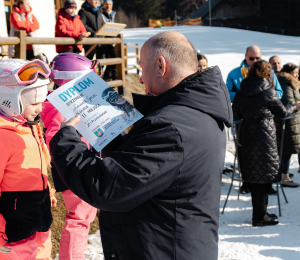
[
  {"left": 281, "top": 173, "right": 299, "bottom": 188},
  {"left": 252, "top": 214, "right": 279, "bottom": 227}
]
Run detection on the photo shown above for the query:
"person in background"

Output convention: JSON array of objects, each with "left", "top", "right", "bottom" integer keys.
[
  {"left": 226, "top": 45, "right": 283, "bottom": 195},
  {"left": 102, "top": 0, "right": 116, "bottom": 22},
  {"left": 0, "top": 59, "right": 56, "bottom": 259},
  {"left": 269, "top": 56, "right": 282, "bottom": 73},
  {"left": 55, "top": 0, "right": 89, "bottom": 54},
  {"left": 232, "top": 60, "right": 300, "bottom": 227},
  {"left": 197, "top": 53, "right": 207, "bottom": 71},
  {"left": 99, "top": 0, "right": 118, "bottom": 81},
  {"left": 276, "top": 63, "right": 300, "bottom": 187},
  {"left": 79, "top": 1, "right": 105, "bottom": 58},
  {"left": 8, "top": 0, "right": 43, "bottom": 60}
]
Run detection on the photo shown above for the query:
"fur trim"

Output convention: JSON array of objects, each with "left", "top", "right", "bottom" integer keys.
[{"left": 277, "top": 72, "right": 300, "bottom": 91}]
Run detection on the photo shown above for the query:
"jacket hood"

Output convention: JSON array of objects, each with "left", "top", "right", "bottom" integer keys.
[
  {"left": 133, "top": 66, "right": 233, "bottom": 127},
  {"left": 276, "top": 72, "right": 300, "bottom": 91},
  {"left": 240, "top": 76, "right": 272, "bottom": 96},
  {"left": 0, "top": 114, "right": 30, "bottom": 134}
]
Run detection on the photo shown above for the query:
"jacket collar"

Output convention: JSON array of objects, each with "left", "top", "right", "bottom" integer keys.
[
  {"left": 276, "top": 72, "right": 300, "bottom": 91},
  {"left": 133, "top": 66, "right": 233, "bottom": 127}
]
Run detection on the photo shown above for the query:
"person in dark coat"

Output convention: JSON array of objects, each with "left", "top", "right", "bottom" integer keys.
[
  {"left": 49, "top": 31, "right": 233, "bottom": 260},
  {"left": 276, "top": 63, "right": 300, "bottom": 187},
  {"left": 79, "top": 0, "right": 117, "bottom": 81},
  {"left": 78, "top": 0, "right": 105, "bottom": 57},
  {"left": 232, "top": 60, "right": 300, "bottom": 227}
]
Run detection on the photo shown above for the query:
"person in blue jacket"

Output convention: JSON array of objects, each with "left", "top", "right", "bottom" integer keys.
[
  {"left": 226, "top": 45, "right": 283, "bottom": 102},
  {"left": 227, "top": 45, "right": 283, "bottom": 195}
]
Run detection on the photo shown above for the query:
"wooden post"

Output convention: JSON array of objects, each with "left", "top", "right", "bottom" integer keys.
[
  {"left": 124, "top": 43, "right": 128, "bottom": 75},
  {"left": 14, "top": 30, "right": 26, "bottom": 59},
  {"left": 135, "top": 44, "right": 139, "bottom": 75},
  {"left": 115, "top": 34, "right": 125, "bottom": 95}
]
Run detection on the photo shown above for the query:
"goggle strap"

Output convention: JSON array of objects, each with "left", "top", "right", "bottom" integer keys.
[
  {"left": 50, "top": 70, "right": 93, "bottom": 80},
  {"left": 0, "top": 75, "right": 20, "bottom": 86}
]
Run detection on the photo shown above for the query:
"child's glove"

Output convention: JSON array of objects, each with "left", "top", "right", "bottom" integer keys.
[
  {"left": 51, "top": 196, "right": 57, "bottom": 207},
  {"left": 0, "top": 245, "right": 11, "bottom": 254}
]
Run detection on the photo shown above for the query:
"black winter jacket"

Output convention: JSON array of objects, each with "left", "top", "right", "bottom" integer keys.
[
  {"left": 233, "top": 77, "right": 297, "bottom": 184},
  {"left": 50, "top": 66, "right": 232, "bottom": 260},
  {"left": 79, "top": 2, "right": 104, "bottom": 37}
]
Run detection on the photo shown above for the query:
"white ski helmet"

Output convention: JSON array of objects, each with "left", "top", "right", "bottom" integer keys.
[{"left": 0, "top": 59, "right": 50, "bottom": 118}]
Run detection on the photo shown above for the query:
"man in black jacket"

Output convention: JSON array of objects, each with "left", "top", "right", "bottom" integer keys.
[
  {"left": 50, "top": 31, "right": 233, "bottom": 260},
  {"left": 79, "top": 0, "right": 117, "bottom": 80}
]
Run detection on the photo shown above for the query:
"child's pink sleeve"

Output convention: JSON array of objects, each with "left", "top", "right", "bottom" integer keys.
[{"left": 44, "top": 108, "right": 65, "bottom": 148}]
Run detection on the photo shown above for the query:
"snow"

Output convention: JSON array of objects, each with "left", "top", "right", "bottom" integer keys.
[
  {"left": 59, "top": 26, "right": 300, "bottom": 260},
  {"left": 122, "top": 25, "right": 300, "bottom": 81}
]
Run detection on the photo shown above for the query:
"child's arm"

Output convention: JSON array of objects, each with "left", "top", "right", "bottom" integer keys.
[{"left": 43, "top": 107, "right": 65, "bottom": 148}]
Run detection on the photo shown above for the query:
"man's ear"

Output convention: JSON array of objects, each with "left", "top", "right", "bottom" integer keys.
[{"left": 158, "top": 56, "right": 167, "bottom": 78}]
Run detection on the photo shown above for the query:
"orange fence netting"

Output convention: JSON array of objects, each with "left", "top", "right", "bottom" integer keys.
[{"left": 149, "top": 17, "right": 202, "bottom": 27}]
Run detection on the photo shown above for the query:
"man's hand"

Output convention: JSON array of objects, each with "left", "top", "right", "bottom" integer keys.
[
  {"left": 0, "top": 245, "right": 12, "bottom": 254},
  {"left": 61, "top": 115, "right": 81, "bottom": 129}
]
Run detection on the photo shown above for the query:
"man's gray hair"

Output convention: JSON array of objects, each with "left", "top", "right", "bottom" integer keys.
[{"left": 146, "top": 32, "right": 198, "bottom": 74}]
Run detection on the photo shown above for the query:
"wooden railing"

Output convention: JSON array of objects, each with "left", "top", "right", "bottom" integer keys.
[
  {"left": 0, "top": 30, "right": 125, "bottom": 94},
  {"left": 124, "top": 44, "right": 140, "bottom": 75}
]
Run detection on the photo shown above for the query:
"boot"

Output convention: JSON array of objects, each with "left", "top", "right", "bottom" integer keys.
[{"left": 281, "top": 173, "right": 299, "bottom": 188}]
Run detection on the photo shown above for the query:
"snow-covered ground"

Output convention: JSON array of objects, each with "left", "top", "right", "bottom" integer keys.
[
  {"left": 58, "top": 26, "right": 300, "bottom": 260},
  {"left": 122, "top": 25, "right": 300, "bottom": 81}
]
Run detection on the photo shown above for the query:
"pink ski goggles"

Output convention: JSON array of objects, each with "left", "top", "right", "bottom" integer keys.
[{"left": 0, "top": 59, "right": 51, "bottom": 86}]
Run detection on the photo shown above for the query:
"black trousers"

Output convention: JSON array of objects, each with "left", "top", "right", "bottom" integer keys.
[
  {"left": 84, "top": 44, "right": 117, "bottom": 79},
  {"left": 236, "top": 123, "right": 250, "bottom": 189},
  {"left": 249, "top": 183, "right": 271, "bottom": 221}
]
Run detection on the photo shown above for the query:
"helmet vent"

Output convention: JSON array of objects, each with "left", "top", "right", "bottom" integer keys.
[
  {"left": 76, "top": 57, "right": 84, "bottom": 61},
  {"left": 2, "top": 99, "right": 11, "bottom": 108}
]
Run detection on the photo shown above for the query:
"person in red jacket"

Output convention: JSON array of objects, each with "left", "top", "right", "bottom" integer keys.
[
  {"left": 9, "top": 0, "right": 41, "bottom": 60},
  {"left": 55, "top": 0, "right": 90, "bottom": 54}
]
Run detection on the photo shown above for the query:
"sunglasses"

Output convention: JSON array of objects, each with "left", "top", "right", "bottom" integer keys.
[
  {"left": 0, "top": 59, "right": 51, "bottom": 86},
  {"left": 50, "top": 60, "right": 103, "bottom": 80},
  {"left": 249, "top": 57, "right": 261, "bottom": 61}
]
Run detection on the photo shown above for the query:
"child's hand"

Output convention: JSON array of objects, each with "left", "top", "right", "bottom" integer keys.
[
  {"left": 79, "top": 33, "right": 89, "bottom": 41},
  {"left": 51, "top": 196, "right": 57, "bottom": 207},
  {"left": 0, "top": 245, "right": 12, "bottom": 254}
]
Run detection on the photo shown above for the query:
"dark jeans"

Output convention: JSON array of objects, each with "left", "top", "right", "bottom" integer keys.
[
  {"left": 84, "top": 44, "right": 117, "bottom": 79},
  {"left": 249, "top": 183, "right": 271, "bottom": 221}
]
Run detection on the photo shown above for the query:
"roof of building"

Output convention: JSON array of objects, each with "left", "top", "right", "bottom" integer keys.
[{"left": 189, "top": 0, "right": 223, "bottom": 19}]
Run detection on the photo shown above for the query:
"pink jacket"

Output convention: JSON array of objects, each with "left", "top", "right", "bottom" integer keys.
[{"left": 41, "top": 100, "right": 90, "bottom": 149}]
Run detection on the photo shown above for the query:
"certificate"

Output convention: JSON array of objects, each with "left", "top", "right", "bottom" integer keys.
[{"left": 47, "top": 71, "right": 143, "bottom": 152}]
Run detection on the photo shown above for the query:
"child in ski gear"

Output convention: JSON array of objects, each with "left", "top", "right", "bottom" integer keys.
[
  {"left": 0, "top": 59, "right": 55, "bottom": 259},
  {"left": 55, "top": 0, "right": 89, "bottom": 54},
  {"left": 42, "top": 53, "right": 102, "bottom": 260}
]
